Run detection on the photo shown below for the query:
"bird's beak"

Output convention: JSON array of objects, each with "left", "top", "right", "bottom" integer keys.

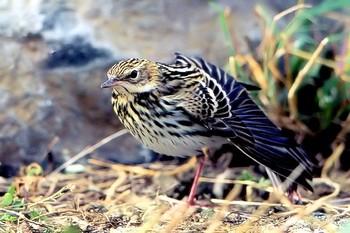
[{"left": 101, "top": 78, "right": 119, "bottom": 88}]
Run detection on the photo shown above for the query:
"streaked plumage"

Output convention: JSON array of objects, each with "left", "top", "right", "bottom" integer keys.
[{"left": 101, "top": 53, "right": 314, "bottom": 202}]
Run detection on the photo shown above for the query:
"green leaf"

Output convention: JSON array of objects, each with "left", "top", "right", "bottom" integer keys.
[
  {"left": 238, "top": 170, "right": 258, "bottom": 182},
  {"left": 62, "top": 225, "right": 82, "bottom": 233},
  {"left": 208, "top": 0, "right": 235, "bottom": 56},
  {"left": 0, "top": 193, "right": 13, "bottom": 206},
  {"left": 12, "top": 199, "right": 25, "bottom": 208},
  {"left": 7, "top": 185, "right": 15, "bottom": 195},
  {"left": 0, "top": 214, "right": 18, "bottom": 222},
  {"left": 29, "top": 210, "right": 40, "bottom": 220},
  {"left": 201, "top": 208, "right": 215, "bottom": 218},
  {"left": 258, "top": 177, "right": 272, "bottom": 188},
  {"left": 317, "top": 77, "right": 343, "bottom": 129}
]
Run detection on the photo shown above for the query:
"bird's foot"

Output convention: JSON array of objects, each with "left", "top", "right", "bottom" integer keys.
[
  {"left": 187, "top": 198, "right": 213, "bottom": 207},
  {"left": 288, "top": 189, "right": 303, "bottom": 204}
]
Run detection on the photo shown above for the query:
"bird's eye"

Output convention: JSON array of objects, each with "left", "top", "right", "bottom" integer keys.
[{"left": 129, "top": 70, "right": 139, "bottom": 80}]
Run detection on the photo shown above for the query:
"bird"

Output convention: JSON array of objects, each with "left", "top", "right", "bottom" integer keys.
[{"left": 101, "top": 53, "right": 314, "bottom": 205}]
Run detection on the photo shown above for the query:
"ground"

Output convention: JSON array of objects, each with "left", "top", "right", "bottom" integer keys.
[{"left": 1, "top": 145, "right": 350, "bottom": 233}]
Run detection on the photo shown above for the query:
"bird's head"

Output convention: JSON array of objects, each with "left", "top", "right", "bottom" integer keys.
[{"left": 101, "top": 58, "right": 161, "bottom": 95}]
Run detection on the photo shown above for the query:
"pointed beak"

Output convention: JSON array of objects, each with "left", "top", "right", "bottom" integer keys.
[{"left": 101, "top": 78, "right": 119, "bottom": 88}]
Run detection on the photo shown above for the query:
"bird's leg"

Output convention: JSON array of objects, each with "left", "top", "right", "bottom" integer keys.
[
  {"left": 187, "top": 147, "right": 209, "bottom": 206},
  {"left": 187, "top": 156, "right": 205, "bottom": 205}
]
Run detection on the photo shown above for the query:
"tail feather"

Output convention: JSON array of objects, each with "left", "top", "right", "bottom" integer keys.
[{"left": 231, "top": 141, "right": 314, "bottom": 192}]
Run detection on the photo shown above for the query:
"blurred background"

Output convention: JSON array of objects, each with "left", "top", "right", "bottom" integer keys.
[{"left": 0, "top": 0, "right": 349, "bottom": 179}]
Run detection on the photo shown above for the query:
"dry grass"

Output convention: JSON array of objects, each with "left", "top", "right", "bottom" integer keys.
[{"left": 1, "top": 129, "right": 350, "bottom": 232}]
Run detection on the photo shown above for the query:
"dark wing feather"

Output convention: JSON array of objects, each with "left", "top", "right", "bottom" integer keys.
[{"left": 174, "top": 53, "right": 314, "bottom": 191}]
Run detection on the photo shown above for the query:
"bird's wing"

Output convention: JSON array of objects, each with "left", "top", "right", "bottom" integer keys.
[
  {"left": 174, "top": 53, "right": 294, "bottom": 144},
  {"left": 174, "top": 53, "right": 314, "bottom": 191},
  {"left": 170, "top": 54, "right": 248, "bottom": 141},
  {"left": 174, "top": 53, "right": 262, "bottom": 146}
]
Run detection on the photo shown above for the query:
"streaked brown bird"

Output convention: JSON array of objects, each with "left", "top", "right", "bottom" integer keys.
[{"left": 101, "top": 53, "right": 314, "bottom": 205}]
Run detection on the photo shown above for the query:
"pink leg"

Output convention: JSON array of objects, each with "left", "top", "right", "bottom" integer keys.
[{"left": 187, "top": 156, "right": 205, "bottom": 206}]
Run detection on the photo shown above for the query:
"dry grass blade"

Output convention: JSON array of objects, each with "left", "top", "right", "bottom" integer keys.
[
  {"left": 245, "top": 55, "right": 267, "bottom": 90},
  {"left": 205, "top": 184, "right": 242, "bottom": 233},
  {"left": 211, "top": 199, "right": 286, "bottom": 208},
  {"left": 27, "top": 185, "right": 75, "bottom": 208},
  {"left": 321, "top": 143, "right": 345, "bottom": 178},
  {"left": 288, "top": 49, "right": 336, "bottom": 69},
  {"left": 88, "top": 156, "right": 197, "bottom": 176},
  {"left": 228, "top": 56, "right": 238, "bottom": 79},
  {"left": 288, "top": 37, "right": 329, "bottom": 120},
  {"left": 199, "top": 177, "right": 274, "bottom": 193},
  {"left": 272, "top": 4, "right": 312, "bottom": 23},
  {"left": 105, "top": 170, "right": 128, "bottom": 202},
  {"left": 161, "top": 205, "right": 196, "bottom": 233}
]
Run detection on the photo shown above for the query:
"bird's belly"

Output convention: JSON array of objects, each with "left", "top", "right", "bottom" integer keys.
[
  {"left": 142, "top": 133, "right": 224, "bottom": 157},
  {"left": 124, "top": 119, "right": 224, "bottom": 157}
]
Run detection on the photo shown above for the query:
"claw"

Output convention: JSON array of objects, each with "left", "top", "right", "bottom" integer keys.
[{"left": 287, "top": 187, "right": 303, "bottom": 204}]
